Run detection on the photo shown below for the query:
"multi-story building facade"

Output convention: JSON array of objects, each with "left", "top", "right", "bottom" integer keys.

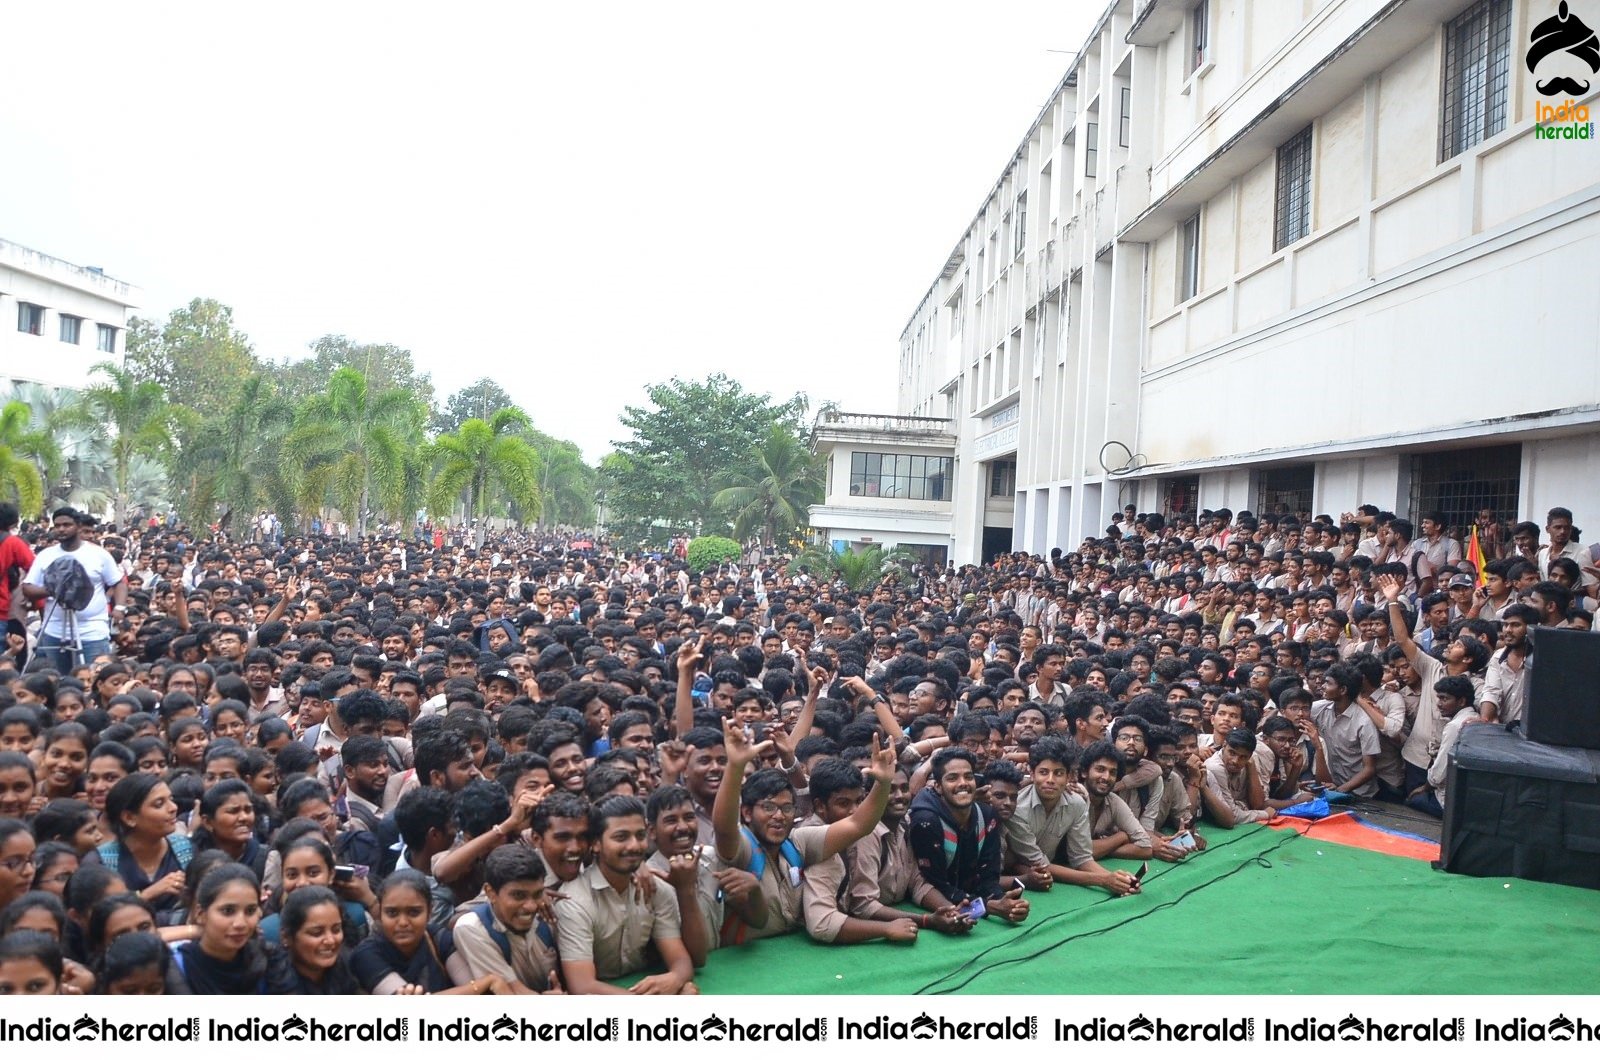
[
  {"left": 899, "top": 0, "right": 1600, "bottom": 564},
  {"left": 0, "top": 238, "right": 140, "bottom": 393}
]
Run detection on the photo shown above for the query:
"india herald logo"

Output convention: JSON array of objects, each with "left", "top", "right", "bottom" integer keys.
[{"left": 1528, "top": 2, "right": 1600, "bottom": 96}]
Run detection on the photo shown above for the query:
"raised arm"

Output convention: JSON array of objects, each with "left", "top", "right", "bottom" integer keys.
[
  {"left": 1375, "top": 573, "right": 1420, "bottom": 663},
  {"left": 672, "top": 637, "right": 704, "bottom": 738}
]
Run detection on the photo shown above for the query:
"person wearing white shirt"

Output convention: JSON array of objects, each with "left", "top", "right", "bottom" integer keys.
[{"left": 18, "top": 508, "right": 127, "bottom": 671}]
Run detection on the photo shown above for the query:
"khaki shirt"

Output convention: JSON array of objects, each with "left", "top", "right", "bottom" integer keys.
[
  {"left": 645, "top": 848, "right": 723, "bottom": 951},
  {"left": 1003, "top": 785, "right": 1093, "bottom": 869},
  {"left": 553, "top": 862, "right": 681, "bottom": 981},
  {"left": 800, "top": 851, "right": 851, "bottom": 942},
  {"left": 848, "top": 820, "right": 933, "bottom": 916},
  {"left": 1089, "top": 793, "right": 1152, "bottom": 848},
  {"left": 723, "top": 824, "right": 830, "bottom": 939},
  {"left": 453, "top": 903, "right": 558, "bottom": 990},
  {"left": 1149, "top": 770, "right": 1192, "bottom": 832},
  {"left": 1482, "top": 647, "right": 1530, "bottom": 725},
  {"left": 1203, "top": 755, "right": 1272, "bottom": 825}
]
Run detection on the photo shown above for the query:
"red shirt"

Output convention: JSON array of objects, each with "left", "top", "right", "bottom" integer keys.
[{"left": 0, "top": 533, "right": 37, "bottom": 619}]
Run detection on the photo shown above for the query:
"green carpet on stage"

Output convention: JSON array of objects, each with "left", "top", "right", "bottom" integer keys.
[{"left": 669, "top": 825, "right": 1600, "bottom": 994}]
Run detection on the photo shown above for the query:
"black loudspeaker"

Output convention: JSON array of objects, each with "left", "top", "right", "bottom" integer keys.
[
  {"left": 1525, "top": 626, "right": 1600, "bottom": 751},
  {"left": 1441, "top": 724, "right": 1600, "bottom": 889}
]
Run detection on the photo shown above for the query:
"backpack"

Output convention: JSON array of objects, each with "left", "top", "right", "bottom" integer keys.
[
  {"left": 43, "top": 554, "right": 95, "bottom": 611},
  {"left": 97, "top": 834, "right": 193, "bottom": 873},
  {"left": 471, "top": 900, "right": 555, "bottom": 964},
  {"left": 741, "top": 825, "right": 803, "bottom": 887}
]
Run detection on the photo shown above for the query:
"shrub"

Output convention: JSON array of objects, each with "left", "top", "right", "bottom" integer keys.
[{"left": 685, "top": 535, "right": 742, "bottom": 574}]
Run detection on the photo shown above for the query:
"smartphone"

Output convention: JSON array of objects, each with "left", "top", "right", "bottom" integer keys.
[
  {"left": 1134, "top": 864, "right": 1148, "bottom": 882},
  {"left": 965, "top": 897, "right": 987, "bottom": 920},
  {"left": 1170, "top": 832, "right": 1197, "bottom": 852},
  {"left": 333, "top": 865, "right": 356, "bottom": 884}
]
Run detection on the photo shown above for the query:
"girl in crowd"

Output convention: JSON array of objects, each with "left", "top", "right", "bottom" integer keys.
[
  {"left": 37, "top": 722, "right": 92, "bottom": 800},
  {"left": 84, "top": 742, "right": 135, "bottom": 830},
  {"left": 281, "top": 886, "right": 360, "bottom": 994},
  {"left": 31, "top": 841, "right": 80, "bottom": 897},
  {"left": 0, "top": 930, "right": 63, "bottom": 995},
  {"left": 167, "top": 717, "right": 210, "bottom": 771},
  {"left": 0, "top": 818, "right": 37, "bottom": 908},
  {"left": 193, "top": 780, "right": 267, "bottom": 877},
  {"left": 89, "top": 774, "right": 190, "bottom": 913},
  {"left": 0, "top": 752, "right": 38, "bottom": 819},
  {"left": 171, "top": 863, "right": 293, "bottom": 994},
  {"left": 207, "top": 701, "right": 250, "bottom": 744},
  {"left": 98, "top": 931, "right": 170, "bottom": 994},
  {"left": 258, "top": 832, "right": 371, "bottom": 946},
  {"left": 349, "top": 870, "right": 511, "bottom": 995},
  {"left": 33, "top": 800, "right": 103, "bottom": 854}
]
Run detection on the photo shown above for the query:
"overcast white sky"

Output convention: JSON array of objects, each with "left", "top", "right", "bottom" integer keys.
[{"left": 1, "top": 1, "right": 1100, "bottom": 460}]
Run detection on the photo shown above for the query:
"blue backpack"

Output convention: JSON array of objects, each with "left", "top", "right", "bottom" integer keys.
[
  {"left": 96, "top": 834, "right": 193, "bottom": 873},
  {"left": 742, "top": 825, "right": 802, "bottom": 886}
]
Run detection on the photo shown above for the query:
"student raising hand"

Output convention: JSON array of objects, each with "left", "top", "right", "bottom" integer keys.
[{"left": 721, "top": 717, "right": 773, "bottom": 773}]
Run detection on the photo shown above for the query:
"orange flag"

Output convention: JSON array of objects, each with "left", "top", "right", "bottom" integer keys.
[{"left": 1467, "top": 526, "right": 1488, "bottom": 586}]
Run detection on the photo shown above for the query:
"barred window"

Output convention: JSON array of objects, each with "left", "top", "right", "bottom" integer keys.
[
  {"left": 1274, "top": 126, "right": 1313, "bottom": 251},
  {"left": 1440, "top": 0, "right": 1512, "bottom": 161},
  {"left": 1409, "top": 445, "right": 1521, "bottom": 535}
]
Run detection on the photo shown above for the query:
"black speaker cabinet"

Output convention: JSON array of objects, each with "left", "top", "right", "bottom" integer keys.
[
  {"left": 1441, "top": 723, "right": 1600, "bottom": 889},
  {"left": 1526, "top": 626, "right": 1600, "bottom": 750}
]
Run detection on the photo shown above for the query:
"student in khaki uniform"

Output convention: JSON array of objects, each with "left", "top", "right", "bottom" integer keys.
[
  {"left": 799, "top": 758, "right": 971, "bottom": 943},
  {"left": 712, "top": 719, "right": 895, "bottom": 941},
  {"left": 643, "top": 784, "right": 765, "bottom": 965},
  {"left": 451, "top": 845, "right": 562, "bottom": 993},
  {"left": 554, "top": 795, "right": 696, "bottom": 995},
  {"left": 844, "top": 762, "right": 970, "bottom": 930},
  {"left": 1079, "top": 739, "right": 1155, "bottom": 860}
]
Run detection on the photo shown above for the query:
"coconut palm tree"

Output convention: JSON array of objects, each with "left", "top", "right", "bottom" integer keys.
[
  {"left": 171, "top": 373, "right": 296, "bottom": 528},
  {"left": 284, "top": 366, "right": 426, "bottom": 538},
  {"left": 711, "top": 424, "right": 824, "bottom": 548},
  {"left": 425, "top": 409, "right": 542, "bottom": 547},
  {"left": 0, "top": 400, "right": 57, "bottom": 516},
  {"left": 527, "top": 430, "right": 595, "bottom": 528},
  {"left": 76, "top": 362, "right": 179, "bottom": 527}
]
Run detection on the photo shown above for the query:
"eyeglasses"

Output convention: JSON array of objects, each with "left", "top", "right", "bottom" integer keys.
[
  {"left": 755, "top": 801, "right": 797, "bottom": 817},
  {"left": 0, "top": 856, "right": 31, "bottom": 873}
]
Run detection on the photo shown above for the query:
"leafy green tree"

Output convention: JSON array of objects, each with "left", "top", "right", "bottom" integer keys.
[
  {"left": 268, "top": 335, "right": 435, "bottom": 409},
  {"left": 434, "top": 378, "right": 519, "bottom": 435},
  {"left": 425, "top": 409, "right": 541, "bottom": 547},
  {"left": 712, "top": 423, "right": 823, "bottom": 548},
  {"left": 609, "top": 374, "right": 807, "bottom": 542},
  {"left": 77, "top": 362, "right": 180, "bottom": 526},
  {"left": 124, "top": 298, "right": 256, "bottom": 421},
  {"left": 285, "top": 367, "right": 427, "bottom": 537},
  {"left": 0, "top": 401, "right": 55, "bottom": 516}
]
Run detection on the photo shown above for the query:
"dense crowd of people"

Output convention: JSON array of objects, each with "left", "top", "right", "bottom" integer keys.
[{"left": 0, "top": 495, "right": 1593, "bottom": 996}]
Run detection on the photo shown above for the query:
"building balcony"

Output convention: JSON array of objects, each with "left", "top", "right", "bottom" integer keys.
[{"left": 810, "top": 409, "right": 955, "bottom": 449}]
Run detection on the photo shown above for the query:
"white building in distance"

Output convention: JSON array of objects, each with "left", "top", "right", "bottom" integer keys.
[
  {"left": 0, "top": 238, "right": 140, "bottom": 393},
  {"left": 894, "top": 0, "right": 1600, "bottom": 564}
]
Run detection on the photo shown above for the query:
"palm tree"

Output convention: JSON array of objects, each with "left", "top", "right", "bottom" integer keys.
[
  {"left": 172, "top": 373, "right": 296, "bottom": 528},
  {"left": 285, "top": 367, "right": 425, "bottom": 538},
  {"left": 0, "top": 400, "right": 56, "bottom": 516},
  {"left": 711, "top": 424, "right": 824, "bottom": 548},
  {"left": 528, "top": 431, "right": 595, "bottom": 528},
  {"left": 5, "top": 383, "right": 86, "bottom": 508},
  {"left": 425, "top": 409, "right": 542, "bottom": 547},
  {"left": 77, "top": 362, "right": 179, "bottom": 526},
  {"left": 792, "top": 543, "right": 915, "bottom": 591}
]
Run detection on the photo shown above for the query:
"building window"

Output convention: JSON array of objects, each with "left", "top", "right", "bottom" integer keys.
[
  {"left": 1161, "top": 475, "right": 1200, "bottom": 522},
  {"left": 1189, "top": 0, "right": 1210, "bottom": 73},
  {"left": 1273, "top": 125, "right": 1313, "bottom": 251},
  {"left": 947, "top": 289, "right": 963, "bottom": 337},
  {"left": 1179, "top": 212, "right": 1201, "bottom": 302},
  {"left": 17, "top": 303, "right": 44, "bottom": 336},
  {"left": 1408, "top": 444, "right": 1522, "bottom": 536},
  {"left": 1013, "top": 192, "right": 1027, "bottom": 258},
  {"left": 1440, "top": 0, "right": 1512, "bottom": 161},
  {"left": 97, "top": 323, "right": 118, "bottom": 353},
  {"left": 1119, "top": 86, "right": 1132, "bottom": 148},
  {"left": 989, "top": 459, "right": 1016, "bottom": 498},
  {"left": 1255, "top": 464, "right": 1316, "bottom": 519},
  {"left": 849, "top": 452, "right": 953, "bottom": 501},
  {"left": 1085, "top": 121, "right": 1098, "bottom": 178},
  {"left": 59, "top": 315, "right": 82, "bottom": 344}
]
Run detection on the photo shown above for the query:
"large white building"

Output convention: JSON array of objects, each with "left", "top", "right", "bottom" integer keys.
[
  {"left": 0, "top": 238, "right": 140, "bottom": 393},
  {"left": 893, "top": 0, "right": 1600, "bottom": 564}
]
